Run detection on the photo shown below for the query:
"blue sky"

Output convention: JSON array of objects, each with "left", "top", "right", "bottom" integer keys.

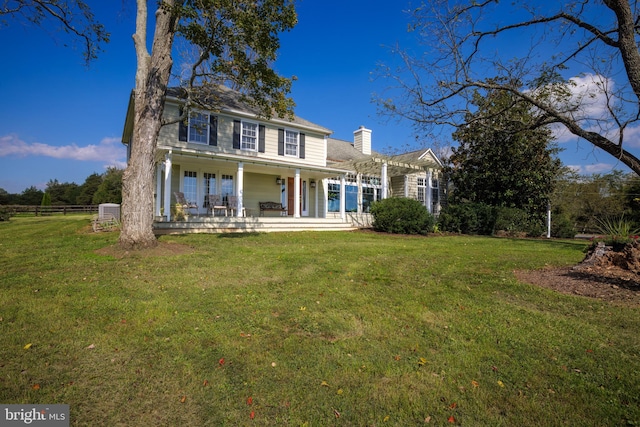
[{"left": 0, "top": 1, "right": 635, "bottom": 194}]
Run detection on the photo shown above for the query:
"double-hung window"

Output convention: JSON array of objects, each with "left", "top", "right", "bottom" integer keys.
[
  {"left": 188, "top": 112, "right": 209, "bottom": 144},
  {"left": 241, "top": 122, "right": 258, "bottom": 151},
  {"left": 285, "top": 130, "right": 299, "bottom": 157},
  {"left": 417, "top": 177, "right": 426, "bottom": 204}
]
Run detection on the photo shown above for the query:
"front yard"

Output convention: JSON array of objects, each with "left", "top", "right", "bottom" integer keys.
[{"left": 1, "top": 216, "right": 638, "bottom": 425}]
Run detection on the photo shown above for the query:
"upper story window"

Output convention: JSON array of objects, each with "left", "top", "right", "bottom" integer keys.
[
  {"left": 179, "top": 109, "right": 217, "bottom": 146},
  {"left": 285, "top": 130, "right": 299, "bottom": 157},
  {"left": 241, "top": 122, "right": 258, "bottom": 151},
  {"left": 189, "top": 112, "right": 208, "bottom": 144}
]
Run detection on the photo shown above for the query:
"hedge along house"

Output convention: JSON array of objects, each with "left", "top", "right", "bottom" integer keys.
[{"left": 121, "top": 85, "right": 443, "bottom": 233}]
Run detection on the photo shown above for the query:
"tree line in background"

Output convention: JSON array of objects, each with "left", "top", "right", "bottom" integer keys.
[{"left": 0, "top": 167, "right": 123, "bottom": 206}]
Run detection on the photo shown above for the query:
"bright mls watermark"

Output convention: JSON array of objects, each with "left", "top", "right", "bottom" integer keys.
[{"left": 0, "top": 405, "right": 69, "bottom": 426}]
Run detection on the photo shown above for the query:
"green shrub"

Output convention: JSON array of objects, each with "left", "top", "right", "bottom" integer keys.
[
  {"left": 370, "top": 197, "right": 435, "bottom": 234},
  {"left": 551, "top": 213, "right": 575, "bottom": 238},
  {"left": 0, "top": 205, "right": 10, "bottom": 221},
  {"left": 494, "top": 207, "right": 546, "bottom": 237},
  {"left": 594, "top": 215, "right": 639, "bottom": 249},
  {"left": 438, "top": 203, "right": 495, "bottom": 235}
]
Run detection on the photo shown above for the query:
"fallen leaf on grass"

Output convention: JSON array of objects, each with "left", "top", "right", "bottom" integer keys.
[
  {"left": 247, "top": 396, "right": 253, "bottom": 405},
  {"left": 448, "top": 415, "right": 456, "bottom": 423},
  {"left": 32, "top": 384, "right": 40, "bottom": 390},
  {"left": 202, "top": 380, "right": 209, "bottom": 386},
  {"left": 424, "top": 416, "right": 431, "bottom": 423},
  {"left": 333, "top": 408, "right": 340, "bottom": 418},
  {"left": 86, "top": 344, "right": 95, "bottom": 350},
  {"left": 471, "top": 380, "right": 479, "bottom": 388},
  {"left": 497, "top": 380, "right": 505, "bottom": 388},
  {"left": 320, "top": 381, "right": 329, "bottom": 387},
  {"left": 449, "top": 402, "right": 457, "bottom": 409},
  {"left": 418, "top": 357, "right": 427, "bottom": 366},
  {"left": 249, "top": 411, "right": 255, "bottom": 419},
  {"left": 180, "top": 396, "right": 186, "bottom": 403},
  {"left": 218, "top": 358, "right": 225, "bottom": 366},
  {"left": 23, "top": 343, "right": 32, "bottom": 350}
]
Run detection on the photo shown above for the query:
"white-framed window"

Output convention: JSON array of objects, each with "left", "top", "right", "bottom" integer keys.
[
  {"left": 183, "top": 170, "right": 197, "bottom": 204},
  {"left": 431, "top": 176, "right": 439, "bottom": 206},
  {"left": 188, "top": 112, "right": 209, "bottom": 144},
  {"left": 221, "top": 174, "right": 234, "bottom": 203},
  {"left": 241, "top": 121, "right": 258, "bottom": 151},
  {"left": 285, "top": 129, "right": 299, "bottom": 157},
  {"left": 417, "top": 177, "right": 426, "bottom": 204},
  {"left": 203, "top": 173, "right": 216, "bottom": 207}
]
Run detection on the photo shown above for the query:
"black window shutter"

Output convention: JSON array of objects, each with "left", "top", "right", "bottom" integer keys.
[
  {"left": 179, "top": 108, "right": 187, "bottom": 142},
  {"left": 299, "top": 133, "right": 305, "bottom": 159},
  {"left": 209, "top": 115, "right": 218, "bottom": 146},
  {"left": 278, "top": 129, "right": 284, "bottom": 156},
  {"left": 258, "top": 125, "right": 266, "bottom": 153},
  {"left": 233, "top": 120, "right": 241, "bottom": 149}
]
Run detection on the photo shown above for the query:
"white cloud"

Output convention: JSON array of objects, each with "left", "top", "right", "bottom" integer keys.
[{"left": 0, "top": 134, "right": 126, "bottom": 169}]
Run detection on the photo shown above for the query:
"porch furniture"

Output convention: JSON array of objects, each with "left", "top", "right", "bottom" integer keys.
[
  {"left": 259, "top": 201, "right": 287, "bottom": 216},
  {"left": 207, "top": 194, "right": 227, "bottom": 216},
  {"left": 174, "top": 191, "right": 199, "bottom": 216},
  {"left": 226, "top": 195, "right": 246, "bottom": 217}
]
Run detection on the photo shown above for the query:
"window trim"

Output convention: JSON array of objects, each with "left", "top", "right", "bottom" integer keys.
[
  {"left": 284, "top": 129, "right": 299, "bottom": 157},
  {"left": 187, "top": 110, "right": 209, "bottom": 144},
  {"left": 241, "top": 120, "right": 259, "bottom": 152}
]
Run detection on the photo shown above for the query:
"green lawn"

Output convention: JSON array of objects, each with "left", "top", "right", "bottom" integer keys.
[{"left": 1, "top": 216, "right": 639, "bottom": 426}]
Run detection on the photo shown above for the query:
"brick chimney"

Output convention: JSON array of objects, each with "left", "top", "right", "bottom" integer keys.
[{"left": 353, "top": 126, "right": 372, "bottom": 155}]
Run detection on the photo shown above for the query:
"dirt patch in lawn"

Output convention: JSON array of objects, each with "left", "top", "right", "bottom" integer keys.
[{"left": 515, "top": 242, "right": 640, "bottom": 307}]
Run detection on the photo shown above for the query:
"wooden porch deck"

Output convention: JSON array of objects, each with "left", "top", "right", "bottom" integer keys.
[{"left": 153, "top": 215, "right": 361, "bottom": 235}]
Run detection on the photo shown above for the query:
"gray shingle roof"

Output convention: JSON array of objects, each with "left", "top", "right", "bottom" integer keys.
[{"left": 166, "top": 85, "right": 332, "bottom": 134}]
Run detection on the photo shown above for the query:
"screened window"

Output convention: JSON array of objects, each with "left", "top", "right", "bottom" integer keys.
[
  {"left": 188, "top": 112, "right": 209, "bottom": 144},
  {"left": 285, "top": 130, "right": 298, "bottom": 156},
  {"left": 241, "top": 122, "right": 257, "bottom": 151}
]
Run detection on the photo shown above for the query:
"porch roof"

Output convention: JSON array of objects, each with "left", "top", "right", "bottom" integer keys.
[{"left": 159, "top": 146, "right": 351, "bottom": 178}]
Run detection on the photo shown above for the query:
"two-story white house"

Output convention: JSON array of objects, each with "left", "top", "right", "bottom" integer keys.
[{"left": 121, "top": 85, "right": 443, "bottom": 233}]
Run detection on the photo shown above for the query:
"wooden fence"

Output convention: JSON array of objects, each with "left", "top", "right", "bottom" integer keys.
[{"left": 1, "top": 205, "right": 99, "bottom": 216}]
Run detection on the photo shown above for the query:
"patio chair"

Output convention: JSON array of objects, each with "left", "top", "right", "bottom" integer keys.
[
  {"left": 207, "top": 194, "right": 227, "bottom": 217},
  {"left": 226, "top": 195, "right": 246, "bottom": 217},
  {"left": 174, "top": 191, "right": 198, "bottom": 216}
]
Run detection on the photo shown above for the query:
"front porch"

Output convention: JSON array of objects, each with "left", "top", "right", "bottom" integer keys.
[{"left": 153, "top": 214, "right": 367, "bottom": 235}]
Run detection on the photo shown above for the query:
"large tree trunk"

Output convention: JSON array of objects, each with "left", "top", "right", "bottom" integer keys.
[{"left": 119, "top": 0, "right": 178, "bottom": 250}]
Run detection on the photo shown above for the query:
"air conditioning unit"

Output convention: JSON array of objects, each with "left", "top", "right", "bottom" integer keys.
[{"left": 98, "top": 203, "right": 120, "bottom": 221}]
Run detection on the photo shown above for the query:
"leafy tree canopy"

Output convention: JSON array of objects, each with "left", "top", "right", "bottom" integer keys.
[
  {"left": 377, "top": 0, "right": 640, "bottom": 175},
  {"left": 448, "top": 85, "right": 563, "bottom": 219}
]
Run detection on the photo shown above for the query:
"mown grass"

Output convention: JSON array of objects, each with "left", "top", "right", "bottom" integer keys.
[{"left": 1, "top": 216, "right": 639, "bottom": 426}]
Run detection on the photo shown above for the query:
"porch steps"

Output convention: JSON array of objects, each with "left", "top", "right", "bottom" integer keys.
[{"left": 153, "top": 216, "right": 358, "bottom": 235}]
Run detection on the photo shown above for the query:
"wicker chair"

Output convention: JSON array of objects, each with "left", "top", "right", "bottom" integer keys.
[
  {"left": 174, "top": 191, "right": 198, "bottom": 216},
  {"left": 207, "top": 194, "right": 227, "bottom": 216}
]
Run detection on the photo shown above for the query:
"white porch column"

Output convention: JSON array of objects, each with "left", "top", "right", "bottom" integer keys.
[
  {"left": 381, "top": 162, "right": 388, "bottom": 199},
  {"left": 237, "top": 162, "right": 244, "bottom": 217},
  {"left": 426, "top": 170, "right": 433, "bottom": 214},
  {"left": 294, "top": 168, "right": 301, "bottom": 218},
  {"left": 357, "top": 173, "right": 363, "bottom": 214},
  {"left": 404, "top": 175, "right": 409, "bottom": 198},
  {"left": 314, "top": 180, "right": 319, "bottom": 218},
  {"left": 340, "top": 174, "right": 346, "bottom": 221},
  {"left": 163, "top": 151, "right": 172, "bottom": 221},
  {"left": 155, "top": 162, "right": 163, "bottom": 217}
]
